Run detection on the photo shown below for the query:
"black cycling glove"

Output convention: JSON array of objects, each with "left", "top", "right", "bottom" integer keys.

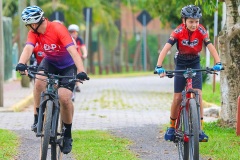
[
  {"left": 16, "top": 63, "right": 27, "bottom": 72},
  {"left": 77, "top": 72, "right": 89, "bottom": 80}
]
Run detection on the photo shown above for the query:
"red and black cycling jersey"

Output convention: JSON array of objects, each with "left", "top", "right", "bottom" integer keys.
[
  {"left": 33, "top": 43, "right": 45, "bottom": 65},
  {"left": 75, "top": 37, "right": 85, "bottom": 57},
  {"left": 167, "top": 23, "right": 211, "bottom": 55}
]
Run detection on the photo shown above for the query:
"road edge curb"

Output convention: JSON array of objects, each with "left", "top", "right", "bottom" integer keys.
[{"left": 10, "top": 93, "right": 34, "bottom": 112}]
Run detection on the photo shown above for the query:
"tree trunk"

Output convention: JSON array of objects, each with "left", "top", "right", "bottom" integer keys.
[
  {"left": 218, "top": 0, "right": 240, "bottom": 126},
  {"left": 19, "top": 0, "right": 29, "bottom": 87},
  {"left": 114, "top": 0, "right": 122, "bottom": 73}
]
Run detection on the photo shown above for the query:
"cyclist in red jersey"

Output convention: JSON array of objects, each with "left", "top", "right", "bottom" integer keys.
[
  {"left": 68, "top": 24, "right": 88, "bottom": 92},
  {"left": 31, "top": 43, "right": 45, "bottom": 66},
  {"left": 154, "top": 5, "right": 223, "bottom": 142},
  {"left": 15, "top": 6, "right": 89, "bottom": 154}
]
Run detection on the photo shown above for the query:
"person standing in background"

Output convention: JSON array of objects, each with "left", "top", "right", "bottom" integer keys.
[{"left": 68, "top": 24, "right": 88, "bottom": 92}]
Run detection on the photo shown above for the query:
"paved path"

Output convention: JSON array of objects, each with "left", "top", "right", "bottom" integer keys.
[
  {"left": 0, "top": 76, "right": 215, "bottom": 159},
  {"left": 0, "top": 76, "right": 174, "bottom": 130}
]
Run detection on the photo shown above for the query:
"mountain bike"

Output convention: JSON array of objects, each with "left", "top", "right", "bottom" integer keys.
[
  {"left": 154, "top": 67, "right": 223, "bottom": 160},
  {"left": 27, "top": 66, "right": 82, "bottom": 160}
]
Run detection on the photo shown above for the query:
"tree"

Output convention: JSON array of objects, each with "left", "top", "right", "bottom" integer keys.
[
  {"left": 217, "top": 0, "right": 240, "bottom": 126},
  {"left": 142, "top": 0, "right": 239, "bottom": 127}
]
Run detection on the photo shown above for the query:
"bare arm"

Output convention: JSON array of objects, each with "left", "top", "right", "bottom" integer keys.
[
  {"left": 18, "top": 44, "right": 34, "bottom": 64},
  {"left": 80, "top": 45, "right": 88, "bottom": 59},
  {"left": 67, "top": 45, "right": 85, "bottom": 73},
  {"left": 206, "top": 43, "right": 221, "bottom": 63},
  {"left": 156, "top": 43, "right": 172, "bottom": 66}
]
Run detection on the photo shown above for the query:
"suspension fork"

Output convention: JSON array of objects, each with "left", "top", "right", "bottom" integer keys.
[
  {"left": 51, "top": 95, "right": 60, "bottom": 138},
  {"left": 36, "top": 92, "right": 49, "bottom": 137}
]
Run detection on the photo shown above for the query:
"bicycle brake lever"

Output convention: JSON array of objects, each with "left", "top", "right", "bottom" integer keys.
[{"left": 167, "top": 75, "right": 174, "bottom": 78}]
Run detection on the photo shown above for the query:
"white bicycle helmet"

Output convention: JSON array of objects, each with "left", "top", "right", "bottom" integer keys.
[
  {"left": 21, "top": 6, "right": 44, "bottom": 24},
  {"left": 68, "top": 24, "right": 79, "bottom": 32}
]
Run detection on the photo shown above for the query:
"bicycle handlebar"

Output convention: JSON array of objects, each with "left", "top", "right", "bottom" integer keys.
[
  {"left": 26, "top": 65, "right": 84, "bottom": 83},
  {"left": 154, "top": 67, "right": 224, "bottom": 78}
]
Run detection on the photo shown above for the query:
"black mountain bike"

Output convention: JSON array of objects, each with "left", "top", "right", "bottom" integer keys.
[
  {"left": 27, "top": 66, "right": 83, "bottom": 160},
  {"left": 155, "top": 67, "right": 223, "bottom": 160}
]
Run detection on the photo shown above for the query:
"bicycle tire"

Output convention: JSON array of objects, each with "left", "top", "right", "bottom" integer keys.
[
  {"left": 188, "top": 99, "right": 200, "bottom": 160},
  {"left": 176, "top": 107, "right": 189, "bottom": 160},
  {"left": 51, "top": 112, "right": 64, "bottom": 160},
  {"left": 40, "top": 100, "right": 53, "bottom": 160},
  {"left": 56, "top": 119, "right": 64, "bottom": 160}
]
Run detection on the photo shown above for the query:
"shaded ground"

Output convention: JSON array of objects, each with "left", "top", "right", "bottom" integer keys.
[{"left": 111, "top": 124, "right": 179, "bottom": 160}]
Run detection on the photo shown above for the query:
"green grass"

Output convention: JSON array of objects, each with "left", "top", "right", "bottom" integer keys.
[
  {"left": 0, "top": 129, "right": 19, "bottom": 160},
  {"left": 202, "top": 82, "right": 221, "bottom": 106},
  {"left": 72, "top": 130, "right": 138, "bottom": 160},
  {"left": 200, "top": 121, "right": 240, "bottom": 160}
]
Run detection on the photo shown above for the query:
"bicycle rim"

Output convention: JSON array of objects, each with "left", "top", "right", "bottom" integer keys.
[
  {"left": 40, "top": 101, "right": 53, "bottom": 160},
  {"left": 188, "top": 99, "right": 200, "bottom": 160}
]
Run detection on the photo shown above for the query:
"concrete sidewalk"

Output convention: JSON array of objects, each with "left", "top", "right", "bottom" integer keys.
[{"left": 0, "top": 79, "right": 33, "bottom": 112}]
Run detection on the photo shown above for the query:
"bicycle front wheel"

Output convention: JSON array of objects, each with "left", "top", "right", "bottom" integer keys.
[
  {"left": 188, "top": 99, "right": 200, "bottom": 160},
  {"left": 176, "top": 107, "right": 189, "bottom": 160},
  {"left": 40, "top": 100, "right": 53, "bottom": 160},
  {"left": 51, "top": 113, "right": 64, "bottom": 160}
]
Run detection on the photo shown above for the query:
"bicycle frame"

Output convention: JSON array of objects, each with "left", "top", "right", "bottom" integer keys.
[
  {"left": 36, "top": 79, "right": 60, "bottom": 138},
  {"left": 175, "top": 69, "right": 201, "bottom": 143}
]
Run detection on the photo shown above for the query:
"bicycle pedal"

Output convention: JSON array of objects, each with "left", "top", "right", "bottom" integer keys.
[{"left": 36, "top": 133, "right": 42, "bottom": 137}]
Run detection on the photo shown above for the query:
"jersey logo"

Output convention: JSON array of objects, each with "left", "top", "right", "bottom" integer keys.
[
  {"left": 174, "top": 27, "right": 183, "bottom": 33},
  {"left": 169, "top": 36, "right": 175, "bottom": 41},
  {"left": 37, "top": 51, "right": 44, "bottom": 57},
  {"left": 182, "top": 39, "right": 199, "bottom": 48},
  {"left": 44, "top": 44, "right": 58, "bottom": 51},
  {"left": 198, "top": 26, "right": 207, "bottom": 35}
]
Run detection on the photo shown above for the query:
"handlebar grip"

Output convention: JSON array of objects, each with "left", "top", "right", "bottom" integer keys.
[
  {"left": 153, "top": 71, "right": 157, "bottom": 74},
  {"left": 210, "top": 67, "right": 225, "bottom": 71}
]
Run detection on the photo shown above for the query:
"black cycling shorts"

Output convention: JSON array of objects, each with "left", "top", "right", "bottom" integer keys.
[
  {"left": 38, "top": 59, "right": 77, "bottom": 91},
  {"left": 174, "top": 56, "right": 202, "bottom": 93}
]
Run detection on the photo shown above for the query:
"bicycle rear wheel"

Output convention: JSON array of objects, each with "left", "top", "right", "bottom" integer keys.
[
  {"left": 187, "top": 99, "right": 199, "bottom": 160},
  {"left": 40, "top": 100, "right": 53, "bottom": 160}
]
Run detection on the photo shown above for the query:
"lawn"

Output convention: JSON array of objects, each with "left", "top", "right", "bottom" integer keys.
[
  {"left": 200, "top": 121, "right": 240, "bottom": 160},
  {"left": 0, "top": 129, "right": 19, "bottom": 160},
  {"left": 72, "top": 130, "right": 138, "bottom": 160}
]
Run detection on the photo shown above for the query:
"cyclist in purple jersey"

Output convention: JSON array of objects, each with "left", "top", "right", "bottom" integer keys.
[{"left": 16, "top": 6, "right": 89, "bottom": 154}]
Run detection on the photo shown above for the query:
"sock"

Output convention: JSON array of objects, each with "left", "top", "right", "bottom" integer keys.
[
  {"left": 36, "top": 108, "right": 39, "bottom": 115},
  {"left": 63, "top": 123, "right": 72, "bottom": 138},
  {"left": 34, "top": 114, "right": 38, "bottom": 124},
  {"left": 170, "top": 117, "right": 176, "bottom": 128},
  {"left": 33, "top": 108, "right": 40, "bottom": 124},
  {"left": 201, "top": 117, "right": 204, "bottom": 130}
]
